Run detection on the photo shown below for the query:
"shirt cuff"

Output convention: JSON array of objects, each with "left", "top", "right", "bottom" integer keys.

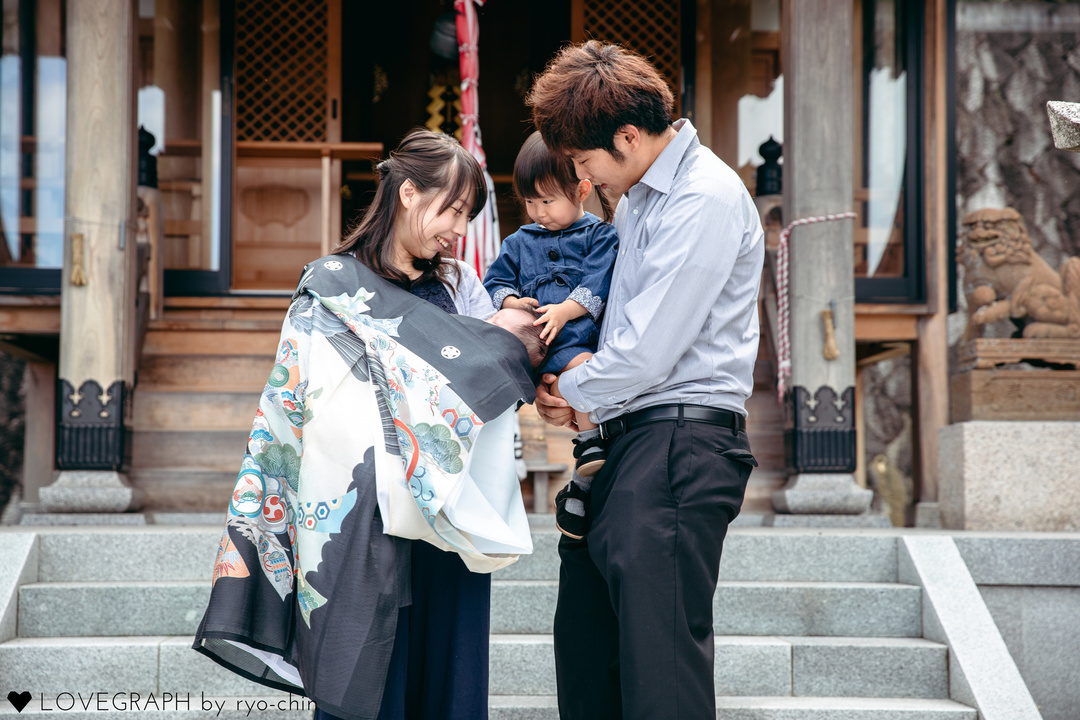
[
  {"left": 555, "top": 363, "right": 593, "bottom": 415},
  {"left": 491, "top": 287, "right": 518, "bottom": 311},
  {"left": 568, "top": 287, "right": 604, "bottom": 322}
]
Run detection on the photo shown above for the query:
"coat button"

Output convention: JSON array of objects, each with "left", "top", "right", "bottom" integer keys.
[{"left": 548, "top": 250, "right": 560, "bottom": 261}]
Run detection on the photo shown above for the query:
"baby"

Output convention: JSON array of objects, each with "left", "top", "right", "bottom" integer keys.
[{"left": 488, "top": 307, "right": 550, "bottom": 372}]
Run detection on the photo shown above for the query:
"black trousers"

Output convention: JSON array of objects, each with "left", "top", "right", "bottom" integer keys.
[{"left": 553, "top": 417, "right": 755, "bottom": 720}]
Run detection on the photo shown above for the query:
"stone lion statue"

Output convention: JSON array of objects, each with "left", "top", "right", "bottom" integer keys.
[{"left": 961, "top": 207, "right": 1080, "bottom": 339}]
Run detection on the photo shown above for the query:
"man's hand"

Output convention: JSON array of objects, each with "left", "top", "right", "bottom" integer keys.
[
  {"left": 535, "top": 373, "right": 577, "bottom": 429},
  {"left": 534, "top": 299, "right": 587, "bottom": 344},
  {"left": 502, "top": 295, "right": 540, "bottom": 311}
]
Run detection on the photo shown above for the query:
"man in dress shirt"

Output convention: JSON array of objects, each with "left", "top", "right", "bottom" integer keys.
[{"left": 527, "top": 41, "right": 765, "bottom": 720}]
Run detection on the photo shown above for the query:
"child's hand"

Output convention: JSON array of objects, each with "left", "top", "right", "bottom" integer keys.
[
  {"left": 534, "top": 300, "right": 586, "bottom": 344},
  {"left": 502, "top": 296, "right": 540, "bottom": 311}
]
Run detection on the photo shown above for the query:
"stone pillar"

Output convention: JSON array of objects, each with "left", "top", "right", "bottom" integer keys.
[
  {"left": 770, "top": 0, "right": 878, "bottom": 525},
  {"left": 37, "top": 0, "right": 143, "bottom": 520}
]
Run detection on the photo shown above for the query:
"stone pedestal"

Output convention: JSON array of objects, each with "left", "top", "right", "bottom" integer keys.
[
  {"left": 772, "top": 473, "right": 874, "bottom": 514},
  {"left": 938, "top": 421, "right": 1080, "bottom": 531},
  {"left": 37, "top": 471, "right": 144, "bottom": 514},
  {"left": 952, "top": 369, "right": 1080, "bottom": 421}
]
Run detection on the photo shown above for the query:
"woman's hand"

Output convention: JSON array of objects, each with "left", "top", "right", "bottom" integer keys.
[
  {"left": 534, "top": 299, "right": 587, "bottom": 344},
  {"left": 535, "top": 373, "right": 577, "bottom": 429},
  {"left": 502, "top": 295, "right": 540, "bottom": 312}
]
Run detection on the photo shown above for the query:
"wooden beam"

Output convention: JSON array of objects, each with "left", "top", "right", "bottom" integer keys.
[
  {"left": 0, "top": 307, "right": 62, "bottom": 334},
  {"left": 854, "top": 313, "right": 918, "bottom": 341}
]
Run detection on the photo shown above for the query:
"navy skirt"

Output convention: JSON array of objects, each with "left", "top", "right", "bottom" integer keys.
[{"left": 313, "top": 541, "right": 491, "bottom": 720}]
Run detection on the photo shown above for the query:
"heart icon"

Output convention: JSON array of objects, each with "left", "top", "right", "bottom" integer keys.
[{"left": 7, "top": 691, "right": 31, "bottom": 712}]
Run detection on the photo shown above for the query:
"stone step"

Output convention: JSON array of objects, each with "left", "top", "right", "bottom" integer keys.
[
  {"left": 126, "top": 470, "right": 237, "bottom": 514},
  {"left": 130, "top": 430, "right": 248, "bottom": 471},
  {"left": 132, "top": 391, "right": 262, "bottom": 432},
  {"left": 0, "top": 694, "right": 974, "bottom": 720},
  {"left": 492, "top": 580, "right": 921, "bottom": 637},
  {"left": 28, "top": 527, "right": 899, "bottom": 584},
  {"left": 486, "top": 697, "right": 976, "bottom": 720},
  {"left": 0, "top": 695, "right": 975, "bottom": 720},
  {"left": 17, "top": 578, "right": 920, "bottom": 639},
  {"left": 0, "top": 635, "right": 947, "bottom": 702},
  {"left": 142, "top": 330, "right": 280, "bottom": 357},
  {"left": 489, "top": 635, "right": 946, "bottom": 699},
  {"left": 136, "top": 354, "right": 274, "bottom": 393}
]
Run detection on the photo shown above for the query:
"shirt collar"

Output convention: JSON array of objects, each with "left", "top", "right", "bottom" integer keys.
[{"left": 637, "top": 118, "right": 698, "bottom": 195}]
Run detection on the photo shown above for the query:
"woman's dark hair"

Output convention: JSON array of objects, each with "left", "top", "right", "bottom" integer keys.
[
  {"left": 336, "top": 129, "right": 487, "bottom": 288},
  {"left": 527, "top": 40, "right": 674, "bottom": 156},
  {"left": 512, "top": 131, "right": 613, "bottom": 222}
]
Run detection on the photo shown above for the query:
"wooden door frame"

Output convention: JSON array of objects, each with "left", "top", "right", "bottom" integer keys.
[{"left": 163, "top": 0, "right": 235, "bottom": 296}]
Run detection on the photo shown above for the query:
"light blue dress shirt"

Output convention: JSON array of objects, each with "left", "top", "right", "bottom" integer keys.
[{"left": 556, "top": 119, "right": 764, "bottom": 422}]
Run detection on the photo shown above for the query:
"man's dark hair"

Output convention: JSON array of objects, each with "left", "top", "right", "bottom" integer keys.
[{"left": 527, "top": 40, "right": 674, "bottom": 155}]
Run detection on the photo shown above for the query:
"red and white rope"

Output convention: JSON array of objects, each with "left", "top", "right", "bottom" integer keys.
[
  {"left": 454, "top": 0, "right": 499, "bottom": 277},
  {"left": 775, "top": 211, "right": 857, "bottom": 403}
]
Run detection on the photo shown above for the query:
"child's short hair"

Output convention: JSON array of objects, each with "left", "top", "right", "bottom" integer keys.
[
  {"left": 512, "top": 131, "right": 613, "bottom": 222},
  {"left": 513, "top": 131, "right": 579, "bottom": 204},
  {"left": 527, "top": 40, "right": 674, "bottom": 155}
]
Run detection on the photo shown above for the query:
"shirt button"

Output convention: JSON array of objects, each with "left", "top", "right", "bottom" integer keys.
[
  {"left": 633, "top": 208, "right": 639, "bottom": 215},
  {"left": 548, "top": 250, "right": 560, "bottom": 261},
  {"left": 578, "top": 404, "right": 587, "bottom": 411}
]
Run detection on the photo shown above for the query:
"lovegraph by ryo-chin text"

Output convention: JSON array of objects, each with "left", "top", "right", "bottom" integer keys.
[{"left": 33, "top": 692, "right": 313, "bottom": 714}]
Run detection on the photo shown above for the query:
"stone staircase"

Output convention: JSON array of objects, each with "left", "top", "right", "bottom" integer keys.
[
  {"left": 0, "top": 525, "right": 978, "bottom": 719},
  {"left": 128, "top": 299, "right": 285, "bottom": 512}
]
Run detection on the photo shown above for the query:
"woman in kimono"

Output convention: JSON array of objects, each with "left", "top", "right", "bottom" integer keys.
[
  {"left": 193, "top": 130, "right": 519, "bottom": 720},
  {"left": 322, "top": 130, "right": 497, "bottom": 720}
]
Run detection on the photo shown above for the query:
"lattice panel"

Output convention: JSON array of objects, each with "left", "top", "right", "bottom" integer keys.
[
  {"left": 235, "top": 0, "right": 328, "bottom": 142},
  {"left": 583, "top": 0, "right": 681, "bottom": 109}
]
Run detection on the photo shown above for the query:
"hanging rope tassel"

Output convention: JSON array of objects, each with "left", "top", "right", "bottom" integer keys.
[
  {"left": 70, "top": 233, "right": 88, "bottom": 286},
  {"left": 820, "top": 306, "right": 840, "bottom": 361},
  {"left": 775, "top": 212, "right": 857, "bottom": 402}
]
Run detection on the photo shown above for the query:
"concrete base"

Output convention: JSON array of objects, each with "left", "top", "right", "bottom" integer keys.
[
  {"left": 38, "top": 471, "right": 144, "bottom": 514},
  {"left": 916, "top": 502, "right": 943, "bottom": 529},
  {"left": 772, "top": 473, "right": 874, "bottom": 515},
  {"left": 938, "top": 421, "right": 1080, "bottom": 531}
]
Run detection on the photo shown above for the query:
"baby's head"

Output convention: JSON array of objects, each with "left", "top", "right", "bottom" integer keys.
[
  {"left": 488, "top": 308, "right": 549, "bottom": 370},
  {"left": 513, "top": 131, "right": 612, "bottom": 228}
]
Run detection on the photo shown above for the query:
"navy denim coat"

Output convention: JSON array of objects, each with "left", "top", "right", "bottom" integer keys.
[{"left": 484, "top": 212, "right": 619, "bottom": 375}]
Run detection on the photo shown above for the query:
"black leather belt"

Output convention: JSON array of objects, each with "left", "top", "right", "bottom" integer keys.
[{"left": 599, "top": 403, "right": 746, "bottom": 440}]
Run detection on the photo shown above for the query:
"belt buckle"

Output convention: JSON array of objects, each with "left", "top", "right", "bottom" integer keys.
[{"left": 601, "top": 417, "right": 624, "bottom": 440}]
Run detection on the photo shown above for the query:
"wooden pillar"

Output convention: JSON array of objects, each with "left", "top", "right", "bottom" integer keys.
[
  {"left": 45, "top": 0, "right": 143, "bottom": 515},
  {"left": 911, "top": 0, "right": 952, "bottom": 527},
  {"left": 709, "top": 0, "right": 752, "bottom": 167},
  {"left": 772, "top": 0, "right": 874, "bottom": 520},
  {"left": 21, "top": 360, "right": 56, "bottom": 505}
]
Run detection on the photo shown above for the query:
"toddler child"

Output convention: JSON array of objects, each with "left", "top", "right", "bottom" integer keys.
[{"left": 484, "top": 131, "right": 619, "bottom": 540}]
